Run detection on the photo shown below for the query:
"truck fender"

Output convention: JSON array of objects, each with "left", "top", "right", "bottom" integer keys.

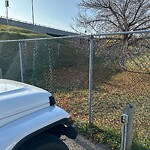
[{"left": 0, "top": 106, "right": 70, "bottom": 150}]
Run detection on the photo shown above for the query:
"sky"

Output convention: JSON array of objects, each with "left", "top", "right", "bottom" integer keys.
[{"left": 0, "top": 0, "right": 80, "bottom": 31}]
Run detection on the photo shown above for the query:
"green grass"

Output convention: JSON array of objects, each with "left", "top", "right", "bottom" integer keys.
[
  {"left": 54, "top": 66, "right": 150, "bottom": 150},
  {"left": 0, "top": 24, "right": 35, "bottom": 34},
  {"left": 33, "top": 42, "right": 149, "bottom": 149},
  {"left": 0, "top": 24, "right": 49, "bottom": 40},
  {"left": 125, "top": 54, "right": 150, "bottom": 73}
]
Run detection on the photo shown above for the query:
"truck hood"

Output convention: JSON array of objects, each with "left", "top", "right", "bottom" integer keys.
[{"left": 0, "top": 79, "right": 51, "bottom": 126}]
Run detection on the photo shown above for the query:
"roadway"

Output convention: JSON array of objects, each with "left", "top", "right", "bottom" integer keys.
[{"left": 0, "top": 16, "right": 77, "bottom": 36}]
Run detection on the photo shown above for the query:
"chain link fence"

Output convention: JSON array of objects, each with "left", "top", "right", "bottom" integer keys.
[
  {"left": 0, "top": 31, "right": 149, "bottom": 150},
  {"left": 92, "top": 32, "right": 150, "bottom": 149}
]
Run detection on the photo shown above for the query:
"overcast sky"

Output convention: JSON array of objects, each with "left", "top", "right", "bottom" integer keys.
[{"left": 0, "top": 0, "right": 80, "bottom": 31}]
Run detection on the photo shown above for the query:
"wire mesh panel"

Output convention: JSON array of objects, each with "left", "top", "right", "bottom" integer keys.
[
  {"left": 51, "top": 37, "right": 89, "bottom": 92},
  {"left": 49, "top": 37, "right": 90, "bottom": 120},
  {"left": 92, "top": 33, "right": 150, "bottom": 149},
  {"left": 20, "top": 39, "right": 54, "bottom": 91},
  {"left": 0, "top": 41, "right": 21, "bottom": 81},
  {"left": 23, "top": 37, "right": 90, "bottom": 126}
]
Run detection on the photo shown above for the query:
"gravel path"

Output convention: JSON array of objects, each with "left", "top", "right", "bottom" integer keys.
[{"left": 61, "top": 135, "right": 111, "bottom": 150}]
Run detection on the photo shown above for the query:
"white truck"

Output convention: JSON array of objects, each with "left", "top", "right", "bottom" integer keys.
[{"left": 0, "top": 79, "right": 77, "bottom": 150}]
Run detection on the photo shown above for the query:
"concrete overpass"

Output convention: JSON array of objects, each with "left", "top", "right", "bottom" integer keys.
[{"left": 0, "top": 16, "right": 77, "bottom": 36}]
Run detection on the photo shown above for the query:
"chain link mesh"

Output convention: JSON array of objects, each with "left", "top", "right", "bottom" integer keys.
[
  {"left": 92, "top": 33, "right": 150, "bottom": 149},
  {"left": 0, "top": 41, "right": 21, "bottom": 80},
  {"left": 0, "top": 32, "right": 149, "bottom": 150}
]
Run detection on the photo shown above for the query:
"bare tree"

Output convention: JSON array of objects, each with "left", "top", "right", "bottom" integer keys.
[{"left": 75, "top": 0, "right": 150, "bottom": 40}]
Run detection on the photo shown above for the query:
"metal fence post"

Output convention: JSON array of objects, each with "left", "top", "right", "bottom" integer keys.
[
  {"left": 19, "top": 42, "right": 24, "bottom": 82},
  {"left": 0, "top": 68, "right": 2, "bottom": 78},
  {"left": 89, "top": 35, "right": 94, "bottom": 125},
  {"left": 121, "top": 104, "right": 134, "bottom": 150}
]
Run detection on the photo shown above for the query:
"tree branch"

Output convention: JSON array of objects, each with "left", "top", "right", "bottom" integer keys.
[
  {"left": 129, "top": 0, "right": 145, "bottom": 25},
  {"left": 132, "top": 19, "right": 150, "bottom": 30}
]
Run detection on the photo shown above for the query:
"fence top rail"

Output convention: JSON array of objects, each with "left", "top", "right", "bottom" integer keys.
[
  {"left": 0, "top": 34, "right": 88, "bottom": 43},
  {"left": 0, "top": 30, "right": 149, "bottom": 43},
  {"left": 94, "top": 30, "right": 150, "bottom": 37}
]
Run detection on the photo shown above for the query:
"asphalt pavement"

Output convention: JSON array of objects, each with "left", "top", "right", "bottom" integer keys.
[{"left": 61, "top": 135, "right": 111, "bottom": 150}]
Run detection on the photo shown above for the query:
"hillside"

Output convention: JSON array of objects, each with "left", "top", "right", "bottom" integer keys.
[{"left": 0, "top": 24, "right": 49, "bottom": 40}]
